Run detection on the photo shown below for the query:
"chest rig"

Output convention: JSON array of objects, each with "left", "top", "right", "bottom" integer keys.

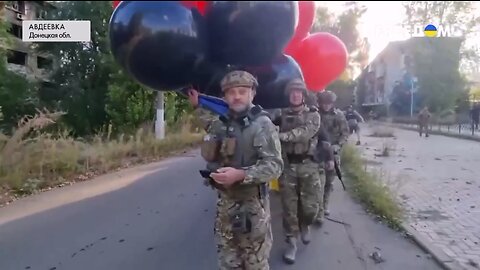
[
  {"left": 200, "top": 105, "right": 269, "bottom": 200},
  {"left": 280, "top": 107, "right": 317, "bottom": 159},
  {"left": 321, "top": 109, "right": 341, "bottom": 144}
]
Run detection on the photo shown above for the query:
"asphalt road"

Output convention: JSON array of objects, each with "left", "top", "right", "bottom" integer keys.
[{"left": 0, "top": 149, "right": 442, "bottom": 270}]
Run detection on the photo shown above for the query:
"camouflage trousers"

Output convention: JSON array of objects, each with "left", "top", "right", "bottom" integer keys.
[
  {"left": 279, "top": 159, "right": 322, "bottom": 238},
  {"left": 214, "top": 193, "right": 272, "bottom": 270},
  {"left": 323, "top": 153, "right": 341, "bottom": 210},
  {"left": 418, "top": 123, "right": 429, "bottom": 136}
]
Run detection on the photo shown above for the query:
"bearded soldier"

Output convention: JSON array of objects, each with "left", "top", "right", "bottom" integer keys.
[{"left": 188, "top": 70, "right": 283, "bottom": 270}]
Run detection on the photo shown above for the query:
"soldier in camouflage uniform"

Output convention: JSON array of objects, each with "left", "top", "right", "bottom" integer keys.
[
  {"left": 418, "top": 106, "right": 431, "bottom": 137},
  {"left": 271, "top": 79, "right": 322, "bottom": 264},
  {"left": 317, "top": 90, "right": 349, "bottom": 216},
  {"left": 187, "top": 70, "right": 284, "bottom": 270}
]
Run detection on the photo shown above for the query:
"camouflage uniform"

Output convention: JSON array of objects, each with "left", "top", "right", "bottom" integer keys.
[
  {"left": 418, "top": 107, "right": 431, "bottom": 137},
  {"left": 195, "top": 71, "right": 284, "bottom": 270},
  {"left": 317, "top": 91, "right": 349, "bottom": 214},
  {"left": 345, "top": 106, "right": 364, "bottom": 145},
  {"left": 272, "top": 79, "right": 322, "bottom": 264}
]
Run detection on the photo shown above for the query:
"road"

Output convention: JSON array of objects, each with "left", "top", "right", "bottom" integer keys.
[
  {"left": 361, "top": 124, "right": 480, "bottom": 269},
  {"left": 0, "top": 149, "right": 441, "bottom": 270}
]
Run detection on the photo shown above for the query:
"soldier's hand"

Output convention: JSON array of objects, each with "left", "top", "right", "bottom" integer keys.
[
  {"left": 278, "top": 133, "right": 288, "bottom": 141},
  {"left": 211, "top": 167, "right": 246, "bottom": 187},
  {"left": 187, "top": 89, "right": 199, "bottom": 108}
]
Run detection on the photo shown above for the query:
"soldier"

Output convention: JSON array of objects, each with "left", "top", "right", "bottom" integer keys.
[
  {"left": 187, "top": 70, "right": 284, "bottom": 270},
  {"left": 418, "top": 106, "right": 431, "bottom": 137},
  {"left": 344, "top": 105, "right": 365, "bottom": 145},
  {"left": 271, "top": 79, "right": 322, "bottom": 264},
  {"left": 317, "top": 91, "right": 349, "bottom": 216}
]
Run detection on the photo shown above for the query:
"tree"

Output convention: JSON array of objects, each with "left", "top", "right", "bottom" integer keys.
[
  {"left": 402, "top": 1, "right": 480, "bottom": 74},
  {"left": 401, "top": 1, "right": 476, "bottom": 113},
  {"left": 312, "top": 2, "right": 369, "bottom": 77},
  {"left": 0, "top": 3, "right": 37, "bottom": 131},
  {"left": 311, "top": 3, "right": 368, "bottom": 107},
  {"left": 36, "top": 1, "right": 115, "bottom": 136}
]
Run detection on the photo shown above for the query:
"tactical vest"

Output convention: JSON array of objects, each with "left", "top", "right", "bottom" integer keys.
[
  {"left": 201, "top": 105, "right": 270, "bottom": 200},
  {"left": 345, "top": 111, "right": 356, "bottom": 121},
  {"left": 279, "top": 107, "right": 318, "bottom": 157},
  {"left": 321, "top": 109, "right": 343, "bottom": 145}
]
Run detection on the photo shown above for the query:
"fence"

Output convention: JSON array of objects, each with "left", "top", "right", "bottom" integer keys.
[{"left": 388, "top": 114, "right": 480, "bottom": 138}]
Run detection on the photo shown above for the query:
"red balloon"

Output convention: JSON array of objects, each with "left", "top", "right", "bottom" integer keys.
[
  {"left": 196, "top": 1, "right": 209, "bottom": 15},
  {"left": 181, "top": 1, "right": 209, "bottom": 15},
  {"left": 294, "top": 32, "right": 348, "bottom": 91},
  {"left": 113, "top": 1, "right": 121, "bottom": 9},
  {"left": 285, "top": 1, "right": 315, "bottom": 55}
]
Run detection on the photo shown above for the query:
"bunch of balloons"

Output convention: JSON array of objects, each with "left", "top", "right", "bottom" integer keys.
[{"left": 109, "top": 1, "right": 348, "bottom": 109}]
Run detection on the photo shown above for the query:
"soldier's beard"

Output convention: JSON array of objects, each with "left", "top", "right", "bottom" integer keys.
[{"left": 230, "top": 103, "right": 250, "bottom": 114}]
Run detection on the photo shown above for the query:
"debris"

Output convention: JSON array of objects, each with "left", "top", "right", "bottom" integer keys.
[
  {"left": 326, "top": 217, "right": 351, "bottom": 227},
  {"left": 466, "top": 181, "right": 473, "bottom": 185},
  {"left": 471, "top": 206, "right": 476, "bottom": 209},
  {"left": 369, "top": 251, "right": 385, "bottom": 264},
  {"left": 435, "top": 158, "right": 442, "bottom": 161},
  {"left": 416, "top": 254, "right": 421, "bottom": 258}
]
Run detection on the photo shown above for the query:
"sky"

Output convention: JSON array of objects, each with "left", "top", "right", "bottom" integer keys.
[{"left": 318, "top": 1, "right": 410, "bottom": 62}]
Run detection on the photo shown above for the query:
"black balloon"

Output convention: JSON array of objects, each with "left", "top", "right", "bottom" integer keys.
[
  {"left": 249, "top": 54, "right": 304, "bottom": 109},
  {"left": 187, "top": 55, "right": 303, "bottom": 109},
  {"left": 206, "top": 1, "right": 298, "bottom": 66},
  {"left": 109, "top": 1, "right": 208, "bottom": 90}
]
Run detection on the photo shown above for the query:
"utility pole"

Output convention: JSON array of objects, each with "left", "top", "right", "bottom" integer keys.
[
  {"left": 155, "top": 92, "right": 165, "bottom": 139},
  {"left": 410, "top": 77, "right": 418, "bottom": 118}
]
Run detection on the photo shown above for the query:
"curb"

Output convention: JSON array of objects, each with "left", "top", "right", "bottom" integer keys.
[{"left": 401, "top": 222, "right": 466, "bottom": 270}]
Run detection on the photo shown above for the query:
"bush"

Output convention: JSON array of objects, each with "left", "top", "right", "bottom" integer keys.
[{"left": 0, "top": 109, "right": 202, "bottom": 200}]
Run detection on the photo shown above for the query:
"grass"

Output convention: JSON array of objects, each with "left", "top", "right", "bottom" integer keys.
[
  {"left": 341, "top": 144, "right": 403, "bottom": 229},
  {"left": 0, "top": 109, "right": 203, "bottom": 205}
]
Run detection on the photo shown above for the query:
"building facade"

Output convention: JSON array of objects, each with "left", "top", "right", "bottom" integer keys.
[
  {"left": 355, "top": 37, "right": 463, "bottom": 115},
  {"left": 2, "top": 1, "right": 55, "bottom": 81}
]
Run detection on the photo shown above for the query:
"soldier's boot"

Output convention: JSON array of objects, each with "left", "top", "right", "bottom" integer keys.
[
  {"left": 301, "top": 225, "right": 312, "bottom": 245},
  {"left": 283, "top": 237, "right": 298, "bottom": 264},
  {"left": 314, "top": 215, "right": 324, "bottom": 227},
  {"left": 356, "top": 140, "right": 361, "bottom": 145}
]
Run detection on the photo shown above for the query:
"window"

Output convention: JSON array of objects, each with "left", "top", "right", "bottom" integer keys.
[
  {"left": 7, "top": 50, "right": 27, "bottom": 66},
  {"left": 37, "top": 56, "right": 52, "bottom": 69},
  {"left": 7, "top": 23, "right": 22, "bottom": 38}
]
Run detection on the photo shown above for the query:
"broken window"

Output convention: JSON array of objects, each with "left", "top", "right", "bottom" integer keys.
[
  {"left": 7, "top": 23, "right": 22, "bottom": 38},
  {"left": 7, "top": 50, "right": 27, "bottom": 66},
  {"left": 37, "top": 56, "right": 52, "bottom": 69}
]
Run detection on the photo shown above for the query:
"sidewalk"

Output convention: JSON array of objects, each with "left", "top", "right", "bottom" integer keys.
[{"left": 359, "top": 124, "right": 480, "bottom": 270}]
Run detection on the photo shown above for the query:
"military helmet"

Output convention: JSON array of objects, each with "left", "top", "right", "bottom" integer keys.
[
  {"left": 317, "top": 90, "right": 337, "bottom": 104},
  {"left": 284, "top": 78, "right": 308, "bottom": 96},
  {"left": 220, "top": 70, "right": 258, "bottom": 92}
]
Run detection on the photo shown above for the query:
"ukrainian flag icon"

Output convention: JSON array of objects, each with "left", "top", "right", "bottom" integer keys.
[{"left": 424, "top": 24, "right": 437, "bottom": 37}]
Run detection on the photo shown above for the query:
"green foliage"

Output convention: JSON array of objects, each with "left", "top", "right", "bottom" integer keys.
[
  {"left": 403, "top": 1, "right": 480, "bottom": 74},
  {"left": 33, "top": 1, "right": 190, "bottom": 136},
  {"left": 34, "top": 1, "right": 113, "bottom": 136},
  {"left": 105, "top": 65, "right": 156, "bottom": 134},
  {"left": 0, "top": 9, "right": 37, "bottom": 131},
  {"left": 341, "top": 144, "right": 403, "bottom": 229},
  {"left": 411, "top": 38, "right": 468, "bottom": 113},
  {"left": 313, "top": 3, "right": 369, "bottom": 74},
  {"left": 312, "top": 3, "right": 367, "bottom": 104}
]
